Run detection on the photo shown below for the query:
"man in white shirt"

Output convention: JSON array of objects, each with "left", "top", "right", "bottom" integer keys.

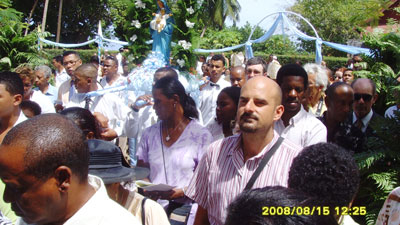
[
  {"left": 0, "top": 114, "right": 140, "bottom": 225},
  {"left": 0, "top": 72, "right": 27, "bottom": 143},
  {"left": 52, "top": 55, "right": 69, "bottom": 89},
  {"left": 15, "top": 66, "right": 55, "bottom": 114},
  {"left": 274, "top": 64, "right": 327, "bottom": 148},
  {"left": 57, "top": 51, "right": 82, "bottom": 107},
  {"left": 199, "top": 54, "right": 230, "bottom": 126},
  {"left": 66, "top": 64, "right": 131, "bottom": 140},
  {"left": 34, "top": 65, "right": 58, "bottom": 104}
]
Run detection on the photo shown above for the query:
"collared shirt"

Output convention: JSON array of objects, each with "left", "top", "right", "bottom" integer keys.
[
  {"left": 30, "top": 90, "right": 56, "bottom": 114},
  {"left": 34, "top": 85, "right": 58, "bottom": 104},
  {"left": 55, "top": 68, "right": 69, "bottom": 89},
  {"left": 137, "top": 120, "right": 213, "bottom": 208},
  {"left": 66, "top": 87, "right": 131, "bottom": 136},
  {"left": 185, "top": 132, "right": 302, "bottom": 225},
  {"left": 274, "top": 105, "right": 327, "bottom": 147},
  {"left": 57, "top": 78, "right": 77, "bottom": 106},
  {"left": 17, "top": 175, "right": 141, "bottom": 225},
  {"left": 199, "top": 78, "right": 230, "bottom": 126},
  {"left": 352, "top": 110, "right": 373, "bottom": 133}
]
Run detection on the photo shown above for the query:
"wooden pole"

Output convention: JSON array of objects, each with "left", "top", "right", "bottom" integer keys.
[
  {"left": 24, "top": 0, "right": 39, "bottom": 36},
  {"left": 56, "top": 0, "right": 63, "bottom": 44}
]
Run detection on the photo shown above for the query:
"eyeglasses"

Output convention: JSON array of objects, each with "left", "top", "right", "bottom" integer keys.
[
  {"left": 354, "top": 93, "right": 372, "bottom": 101},
  {"left": 63, "top": 60, "right": 79, "bottom": 66}
]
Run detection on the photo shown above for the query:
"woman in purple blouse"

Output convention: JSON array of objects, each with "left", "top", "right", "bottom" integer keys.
[{"left": 136, "top": 76, "right": 213, "bottom": 220}]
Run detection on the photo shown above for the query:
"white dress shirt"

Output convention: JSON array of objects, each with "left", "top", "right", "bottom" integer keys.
[
  {"left": 66, "top": 87, "right": 132, "bottom": 136},
  {"left": 30, "top": 90, "right": 56, "bottom": 114},
  {"left": 14, "top": 110, "right": 28, "bottom": 127},
  {"left": 55, "top": 68, "right": 69, "bottom": 89},
  {"left": 274, "top": 105, "right": 327, "bottom": 148},
  {"left": 199, "top": 77, "right": 230, "bottom": 126},
  {"left": 17, "top": 175, "right": 141, "bottom": 225}
]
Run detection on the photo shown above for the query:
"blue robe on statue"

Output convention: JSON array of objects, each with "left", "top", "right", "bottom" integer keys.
[{"left": 150, "top": 0, "right": 174, "bottom": 65}]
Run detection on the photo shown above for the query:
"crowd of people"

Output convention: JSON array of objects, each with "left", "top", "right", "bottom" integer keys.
[{"left": 0, "top": 51, "right": 399, "bottom": 225}]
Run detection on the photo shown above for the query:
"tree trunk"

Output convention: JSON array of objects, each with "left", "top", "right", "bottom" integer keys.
[
  {"left": 24, "top": 0, "right": 39, "bottom": 36},
  {"left": 56, "top": 0, "right": 63, "bottom": 44},
  {"left": 41, "top": 0, "right": 50, "bottom": 33},
  {"left": 200, "top": 25, "right": 207, "bottom": 38}
]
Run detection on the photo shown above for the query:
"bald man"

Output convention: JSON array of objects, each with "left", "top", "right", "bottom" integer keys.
[
  {"left": 229, "top": 66, "right": 246, "bottom": 88},
  {"left": 186, "top": 76, "right": 302, "bottom": 225}
]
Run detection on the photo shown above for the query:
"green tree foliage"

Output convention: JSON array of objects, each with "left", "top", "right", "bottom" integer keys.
[
  {"left": 262, "top": 35, "right": 297, "bottom": 55},
  {"left": 12, "top": 0, "right": 113, "bottom": 44},
  {"left": 354, "top": 112, "right": 400, "bottom": 225},
  {"left": 199, "top": 0, "right": 241, "bottom": 30},
  {"left": 290, "top": 0, "right": 388, "bottom": 56},
  {"left": 199, "top": 26, "right": 244, "bottom": 50},
  {"left": 0, "top": 0, "right": 46, "bottom": 71}
]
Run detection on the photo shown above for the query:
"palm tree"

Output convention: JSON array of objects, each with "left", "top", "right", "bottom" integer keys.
[{"left": 200, "top": 0, "right": 241, "bottom": 36}]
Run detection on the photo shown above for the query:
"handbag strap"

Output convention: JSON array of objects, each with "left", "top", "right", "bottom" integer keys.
[
  {"left": 141, "top": 197, "right": 147, "bottom": 225},
  {"left": 244, "top": 136, "right": 284, "bottom": 191}
]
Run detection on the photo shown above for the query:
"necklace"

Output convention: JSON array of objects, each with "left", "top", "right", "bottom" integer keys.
[{"left": 164, "top": 119, "right": 185, "bottom": 142}]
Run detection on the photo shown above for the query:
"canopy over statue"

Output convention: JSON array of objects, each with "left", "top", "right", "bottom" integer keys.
[{"left": 150, "top": 0, "right": 174, "bottom": 65}]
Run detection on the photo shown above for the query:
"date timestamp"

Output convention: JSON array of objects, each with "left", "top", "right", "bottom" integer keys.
[{"left": 262, "top": 206, "right": 366, "bottom": 216}]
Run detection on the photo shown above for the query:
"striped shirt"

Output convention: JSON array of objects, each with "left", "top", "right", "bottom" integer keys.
[{"left": 185, "top": 132, "right": 302, "bottom": 225}]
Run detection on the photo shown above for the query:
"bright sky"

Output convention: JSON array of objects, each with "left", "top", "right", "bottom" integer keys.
[{"left": 225, "top": 0, "right": 296, "bottom": 27}]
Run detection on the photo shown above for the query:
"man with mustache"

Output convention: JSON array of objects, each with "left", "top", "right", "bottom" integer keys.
[
  {"left": 274, "top": 64, "right": 327, "bottom": 148},
  {"left": 185, "top": 76, "right": 302, "bottom": 225}
]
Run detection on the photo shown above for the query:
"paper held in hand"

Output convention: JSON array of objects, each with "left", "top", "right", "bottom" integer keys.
[{"left": 135, "top": 180, "right": 175, "bottom": 191}]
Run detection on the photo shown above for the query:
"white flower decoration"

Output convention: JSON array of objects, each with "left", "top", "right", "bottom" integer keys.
[
  {"left": 131, "top": 20, "right": 141, "bottom": 29},
  {"left": 130, "top": 35, "right": 137, "bottom": 42},
  {"left": 177, "top": 59, "right": 185, "bottom": 67},
  {"left": 178, "top": 40, "right": 192, "bottom": 50},
  {"left": 185, "top": 19, "right": 195, "bottom": 29},
  {"left": 187, "top": 6, "right": 194, "bottom": 15},
  {"left": 135, "top": 0, "right": 146, "bottom": 9}
]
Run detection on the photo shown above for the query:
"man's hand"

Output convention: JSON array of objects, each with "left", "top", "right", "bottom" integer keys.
[
  {"left": 131, "top": 94, "right": 153, "bottom": 111},
  {"left": 144, "top": 188, "right": 184, "bottom": 201}
]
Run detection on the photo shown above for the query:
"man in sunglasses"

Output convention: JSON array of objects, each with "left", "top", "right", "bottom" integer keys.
[{"left": 351, "top": 78, "right": 381, "bottom": 136}]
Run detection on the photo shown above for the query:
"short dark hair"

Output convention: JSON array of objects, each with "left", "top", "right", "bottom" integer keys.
[
  {"left": 153, "top": 76, "right": 198, "bottom": 119},
  {"left": 221, "top": 86, "right": 241, "bottom": 107},
  {"left": 155, "top": 67, "right": 178, "bottom": 79},
  {"left": 245, "top": 56, "right": 268, "bottom": 74},
  {"left": 90, "top": 55, "right": 100, "bottom": 65},
  {"left": 326, "top": 82, "right": 351, "bottom": 99},
  {"left": 60, "top": 107, "right": 101, "bottom": 139},
  {"left": 63, "top": 51, "right": 80, "bottom": 59},
  {"left": 226, "top": 186, "right": 338, "bottom": 225},
  {"left": 2, "top": 114, "right": 89, "bottom": 182},
  {"left": 211, "top": 54, "right": 226, "bottom": 66},
  {"left": 20, "top": 100, "right": 41, "bottom": 116},
  {"left": 53, "top": 55, "right": 63, "bottom": 63},
  {"left": 276, "top": 63, "right": 309, "bottom": 90},
  {"left": 103, "top": 55, "right": 118, "bottom": 66},
  {"left": 0, "top": 71, "right": 24, "bottom": 96},
  {"left": 288, "top": 143, "right": 360, "bottom": 209}
]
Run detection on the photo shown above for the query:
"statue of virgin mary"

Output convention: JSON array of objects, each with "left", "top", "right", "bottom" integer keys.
[{"left": 150, "top": 0, "right": 174, "bottom": 65}]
